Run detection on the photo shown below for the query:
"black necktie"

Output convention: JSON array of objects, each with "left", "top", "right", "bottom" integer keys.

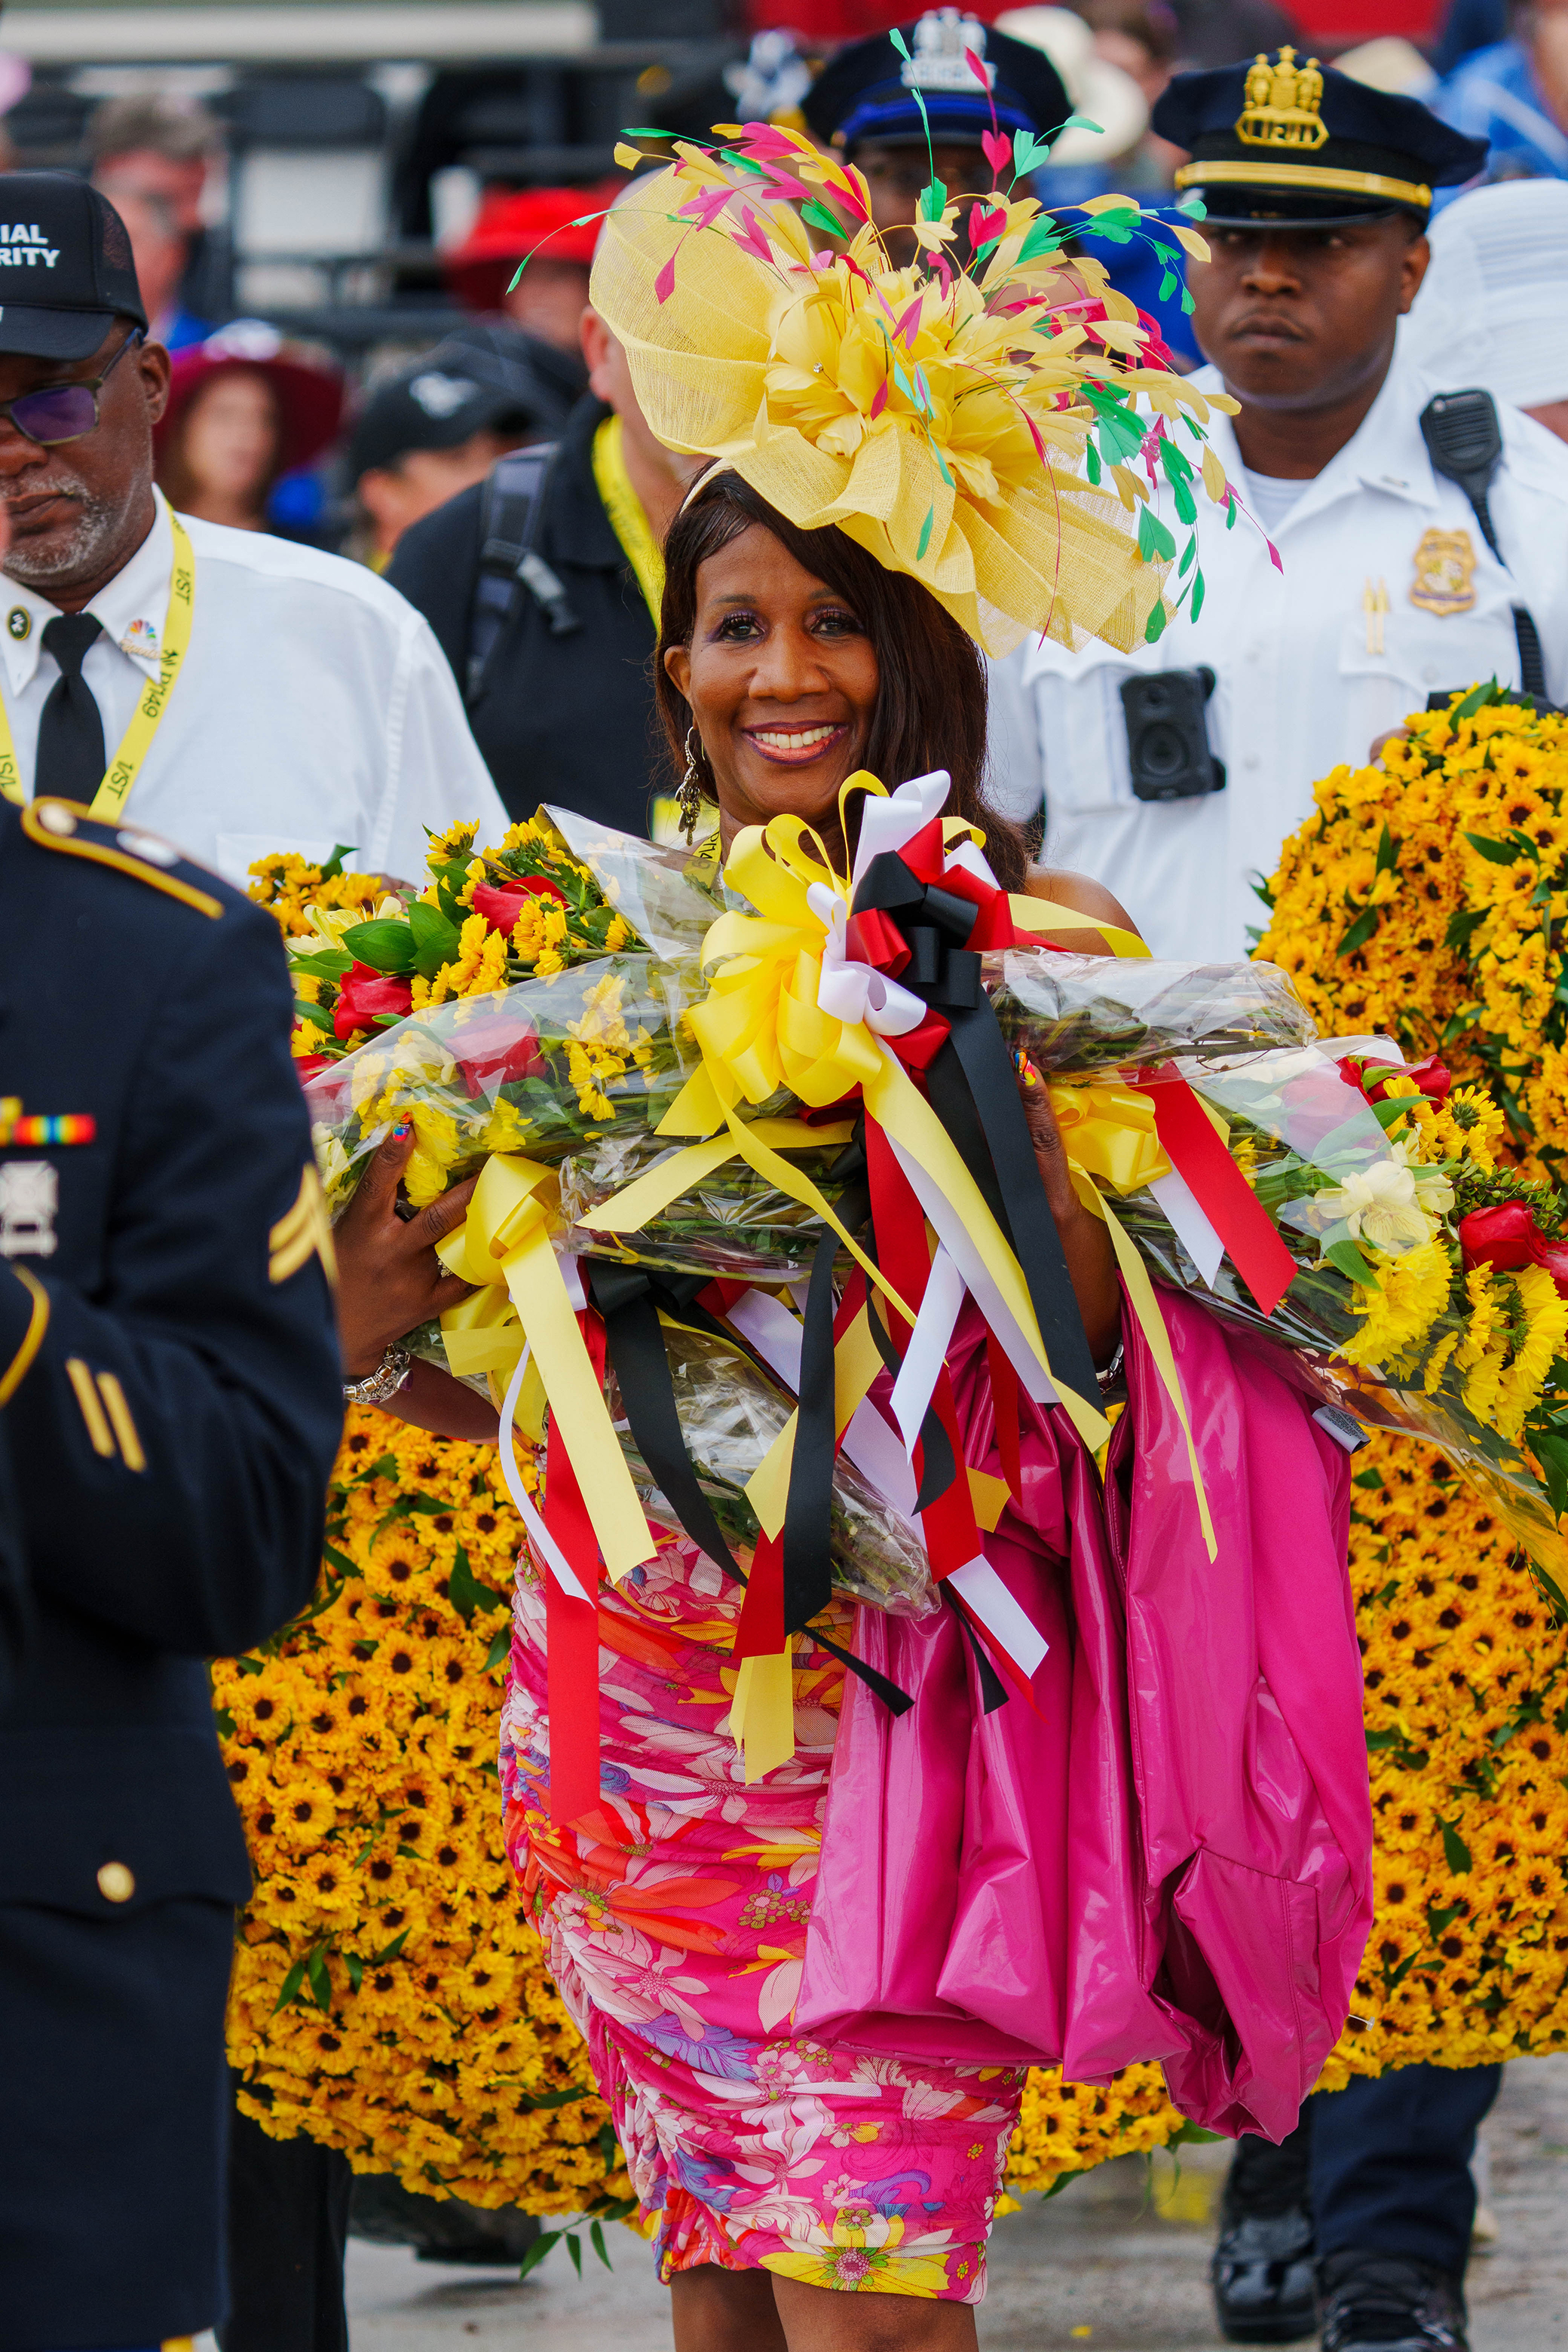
[{"left": 36, "top": 612, "right": 106, "bottom": 801}]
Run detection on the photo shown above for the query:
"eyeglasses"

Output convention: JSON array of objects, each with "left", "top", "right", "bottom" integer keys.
[{"left": 0, "top": 327, "right": 144, "bottom": 447}]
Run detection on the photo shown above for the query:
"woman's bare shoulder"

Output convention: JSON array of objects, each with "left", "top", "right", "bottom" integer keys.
[{"left": 1023, "top": 865, "right": 1144, "bottom": 951}]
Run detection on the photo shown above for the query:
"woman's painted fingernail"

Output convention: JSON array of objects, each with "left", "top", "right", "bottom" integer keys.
[{"left": 392, "top": 1121, "right": 411, "bottom": 1139}]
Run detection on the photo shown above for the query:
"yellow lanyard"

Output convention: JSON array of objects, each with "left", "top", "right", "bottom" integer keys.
[
  {"left": 0, "top": 504, "right": 195, "bottom": 814},
  {"left": 591, "top": 412, "right": 664, "bottom": 627}
]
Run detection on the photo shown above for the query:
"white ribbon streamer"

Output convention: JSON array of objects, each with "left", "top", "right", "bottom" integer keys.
[
  {"left": 1149, "top": 1166, "right": 1225, "bottom": 1289},
  {"left": 888, "top": 1243, "right": 966, "bottom": 1457},
  {"left": 948, "top": 1554, "right": 1049, "bottom": 1680},
  {"left": 727, "top": 1286, "right": 919, "bottom": 1518},
  {"left": 807, "top": 883, "right": 928, "bottom": 1037},
  {"left": 498, "top": 1343, "right": 596, "bottom": 1606},
  {"left": 850, "top": 767, "right": 951, "bottom": 889}
]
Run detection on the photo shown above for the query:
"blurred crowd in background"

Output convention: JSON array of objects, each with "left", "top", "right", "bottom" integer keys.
[{"left": 0, "top": 0, "right": 1563, "bottom": 571}]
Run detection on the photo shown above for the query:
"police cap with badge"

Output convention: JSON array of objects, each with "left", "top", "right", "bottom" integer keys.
[
  {"left": 1151, "top": 58, "right": 1554, "bottom": 711},
  {"left": 1152, "top": 47, "right": 1485, "bottom": 228},
  {"left": 804, "top": 7, "right": 1069, "bottom": 154}
]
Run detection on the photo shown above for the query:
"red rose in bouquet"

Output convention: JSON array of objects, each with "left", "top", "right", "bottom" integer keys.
[
  {"left": 293, "top": 1052, "right": 335, "bottom": 1086},
  {"left": 452, "top": 1008, "right": 547, "bottom": 1095},
  {"left": 470, "top": 876, "right": 568, "bottom": 934},
  {"left": 334, "top": 963, "right": 413, "bottom": 1043},
  {"left": 1459, "top": 1202, "right": 1568, "bottom": 1297}
]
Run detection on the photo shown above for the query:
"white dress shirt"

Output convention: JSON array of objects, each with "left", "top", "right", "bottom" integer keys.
[
  {"left": 987, "top": 336, "right": 1568, "bottom": 962},
  {"left": 2, "top": 489, "right": 509, "bottom": 887}
]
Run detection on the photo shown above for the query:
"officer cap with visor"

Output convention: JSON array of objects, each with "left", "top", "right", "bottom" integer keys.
[
  {"left": 0, "top": 170, "right": 145, "bottom": 360},
  {"left": 804, "top": 8, "right": 1069, "bottom": 155},
  {"left": 1152, "top": 51, "right": 1487, "bottom": 230}
]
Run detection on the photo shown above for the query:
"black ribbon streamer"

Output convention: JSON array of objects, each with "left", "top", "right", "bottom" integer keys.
[
  {"left": 585, "top": 1249, "right": 915, "bottom": 1717},
  {"left": 949, "top": 1588, "right": 1011, "bottom": 1715},
  {"left": 584, "top": 1260, "right": 749, "bottom": 1588},
  {"left": 852, "top": 851, "right": 1101, "bottom": 1409}
]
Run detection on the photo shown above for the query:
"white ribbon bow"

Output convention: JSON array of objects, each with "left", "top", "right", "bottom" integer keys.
[{"left": 807, "top": 883, "right": 929, "bottom": 1037}]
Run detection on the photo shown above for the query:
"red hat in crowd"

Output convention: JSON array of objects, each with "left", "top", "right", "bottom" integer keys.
[
  {"left": 155, "top": 321, "right": 345, "bottom": 473},
  {"left": 444, "top": 184, "right": 611, "bottom": 312}
]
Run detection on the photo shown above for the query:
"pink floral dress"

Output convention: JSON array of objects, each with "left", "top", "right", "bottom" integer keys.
[{"left": 500, "top": 1530, "right": 1025, "bottom": 2301}]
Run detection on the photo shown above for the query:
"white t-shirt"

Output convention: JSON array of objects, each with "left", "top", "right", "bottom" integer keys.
[{"left": 0, "top": 490, "right": 510, "bottom": 887}]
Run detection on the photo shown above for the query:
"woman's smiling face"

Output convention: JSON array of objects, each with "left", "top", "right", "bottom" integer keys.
[{"left": 663, "top": 520, "right": 880, "bottom": 848}]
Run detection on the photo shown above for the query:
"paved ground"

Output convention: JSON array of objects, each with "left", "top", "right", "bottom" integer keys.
[{"left": 334, "top": 2055, "right": 1568, "bottom": 2349}]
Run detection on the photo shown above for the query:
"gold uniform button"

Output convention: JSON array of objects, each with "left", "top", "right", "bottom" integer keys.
[
  {"left": 35, "top": 801, "right": 76, "bottom": 836},
  {"left": 96, "top": 1860, "right": 135, "bottom": 1903}
]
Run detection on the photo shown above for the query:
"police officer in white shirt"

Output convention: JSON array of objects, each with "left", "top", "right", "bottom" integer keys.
[
  {"left": 990, "top": 56, "right": 1531, "bottom": 2352},
  {"left": 988, "top": 55, "right": 1568, "bottom": 969},
  {"left": 0, "top": 170, "right": 507, "bottom": 883}
]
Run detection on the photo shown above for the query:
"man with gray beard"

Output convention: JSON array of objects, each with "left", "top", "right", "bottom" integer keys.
[{"left": 0, "top": 170, "right": 504, "bottom": 880}]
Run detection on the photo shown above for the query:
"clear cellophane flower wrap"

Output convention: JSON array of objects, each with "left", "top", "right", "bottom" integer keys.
[
  {"left": 610, "top": 1319, "right": 938, "bottom": 1620},
  {"left": 556, "top": 951, "right": 1315, "bottom": 1280},
  {"left": 1097, "top": 1043, "right": 1568, "bottom": 1603}
]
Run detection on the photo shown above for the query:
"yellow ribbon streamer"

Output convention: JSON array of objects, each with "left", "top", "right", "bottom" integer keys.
[
  {"left": 731, "top": 1646, "right": 795, "bottom": 1783},
  {"left": 436, "top": 1154, "right": 655, "bottom": 1580}
]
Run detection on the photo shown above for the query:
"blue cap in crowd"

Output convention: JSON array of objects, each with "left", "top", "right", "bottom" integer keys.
[
  {"left": 803, "top": 8, "right": 1069, "bottom": 155},
  {"left": 1153, "top": 48, "right": 1488, "bottom": 228}
]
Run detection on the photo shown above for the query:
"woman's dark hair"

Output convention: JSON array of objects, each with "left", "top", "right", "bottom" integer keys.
[{"left": 654, "top": 470, "right": 1029, "bottom": 890}]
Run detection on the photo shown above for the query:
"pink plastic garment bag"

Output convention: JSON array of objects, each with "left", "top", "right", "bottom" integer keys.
[{"left": 795, "top": 1289, "right": 1373, "bottom": 2140}]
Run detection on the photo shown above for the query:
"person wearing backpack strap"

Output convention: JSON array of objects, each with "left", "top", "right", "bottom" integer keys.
[{"left": 387, "top": 274, "right": 700, "bottom": 837}]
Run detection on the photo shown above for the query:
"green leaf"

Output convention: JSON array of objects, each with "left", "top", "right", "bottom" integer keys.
[
  {"left": 918, "top": 177, "right": 947, "bottom": 222},
  {"left": 915, "top": 505, "right": 935, "bottom": 562},
  {"left": 212, "top": 1707, "right": 234, "bottom": 1738},
  {"left": 1374, "top": 822, "right": 1399, "bottom": 875},
  {"left": 1158, "top": 267, "right": 1175, "bottom": 300},
  {"left": 1444, "top": 908, "right": 1486, "bottom": 952},
  {"left": 519, "top": 2231, "right": 562, "bottom": 2280},
  {"left": 1190, "top": 566, "right": 1205, "bottom": 620},
  {"left": 1427, "top": 1901, "right": 1464, "bottom": 1936},
  {"left": 307, "top": 1948, "right": 333, "bottom": 2011},
  {"left": 484, "top": 1624, "right": 512, "bottom": 1673},
  {"left": 346, "top": 1952, "right": 364, "bottom": 1992},
  {"left": 1325, "top": 1235, "right": 1380, "bottom": 1288},
  {"left": 1450, "top": 677, "right": 1501, "bottom": 719},
  {"left": 1533, "top": 1428, "right": 1568, "bottom": 1521},
  {"left": 406, "top": 898, "right": 461, "bottom": 978},
  {"left": 371, "top": 1926, "right": 411, "bottom": 1966},
  {"left": 1016, "top": 216, "right": 1062, "bottom": 264},
  {"left": 1365, "top": 1726, "right": 1406, "bottom": 1750},
  {"left": 1436, "top": 1813, "right": 1472, "bottom": 1875},
  {"left": 1058, "top": 113, "right": 1106, "bottom": 136},
  {"left": 1462, "top": 831, "right": 1522, "bottom": 866},
  {"left": 566, "top": 2231, "right": 583, "bottom": 2278},
  {"left": 341, "top": 917, "right": 418, "bottom": 975},
  {"left": 449, "top": 1542, "right": 508, "bottom": 1625},
  {"left": 1136, "top": 504, "right": 1176, "bottom": 563},
  {"left": 273, "top": 1955, "right": 309, "bottom": 2014},
  {"left": 591, "top": 2219, "right": 612, "bottom": 2271},
  {"left": 801, "top": 197, "right": 846, "bottom": 239},
  {"left": 293, "top": 997, "right": 336, "bottom": 1034},
  {"left": 1012, "top": 130, "right": 1055, "bottom": 177},
  {"left": 1337, "top": 905, "right": 1381, "bottom": 957},
  {"left": 1144, "top": 599, "right": 1167, "bottom": 645},
  {"left": 1171, "top": 477, "right": 1196, "bottom": 525},
  {"left": 318, "top": 844, "right": 357, "bottom": 882},
  {"left": 288, "top": 948, "right": 353, "bottom": 981}
]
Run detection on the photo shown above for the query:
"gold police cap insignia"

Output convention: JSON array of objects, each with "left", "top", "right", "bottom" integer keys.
[{"left": 1236, "top": 48, "right": 1328, "bottom": 152}]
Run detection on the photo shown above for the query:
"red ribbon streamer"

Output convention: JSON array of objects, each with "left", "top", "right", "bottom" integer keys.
[
  {"left": 985, "top": 1328, "right": 1024, "bottom": 1506},
  {"left": 865, "top": 1118, "right": 984, "bottom": 1579},
  {"left": 1147, "top": 1078, "right": 1297, "bottom": 1317},
  {"left": 544, "top": 1311, "right": 607, "bottom": 1825},
  {"left": 732, "top": 1527, "right": 786, "bottom": 1658}
]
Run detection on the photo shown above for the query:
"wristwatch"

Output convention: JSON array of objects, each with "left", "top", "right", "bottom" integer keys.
[{"left": 343, "top": 1342, "right": 412, "bottom": 1407}]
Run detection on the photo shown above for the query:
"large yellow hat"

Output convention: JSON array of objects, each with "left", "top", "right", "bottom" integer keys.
[{"left": 590, "top": 123, "right": 1237, "bottom": 657}]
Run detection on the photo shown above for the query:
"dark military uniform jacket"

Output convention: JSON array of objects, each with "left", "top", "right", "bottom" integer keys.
[
  {"left": 387, "top": 392, "right": 663, "bottom": 835},
  {"left": 0, "top": 794, "right": 343, "bottom": 2350}
]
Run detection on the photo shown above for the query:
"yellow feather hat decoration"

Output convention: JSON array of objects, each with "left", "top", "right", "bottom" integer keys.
[{"left": 591, "top": 121, "right": 1239, "bottom": 657}]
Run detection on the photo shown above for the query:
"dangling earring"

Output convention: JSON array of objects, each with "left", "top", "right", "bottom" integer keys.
[{"left": 678, "top": 724, "right": 705, "bottom": 846}]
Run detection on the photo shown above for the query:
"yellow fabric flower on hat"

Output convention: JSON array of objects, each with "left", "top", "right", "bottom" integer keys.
[{"left": 592, "top": 126, "right": 1239, "bottom": 658}]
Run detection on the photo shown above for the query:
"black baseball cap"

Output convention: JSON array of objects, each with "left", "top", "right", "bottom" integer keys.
[
  {"left": 348, "top": 354, "right": 541, "bottom": 481},
  {"left": 1153, "top": 51, "right": 1487, "bottom": 228},
  {"left": 0, "top": 171, "right": 146, "bottom": 360}
]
